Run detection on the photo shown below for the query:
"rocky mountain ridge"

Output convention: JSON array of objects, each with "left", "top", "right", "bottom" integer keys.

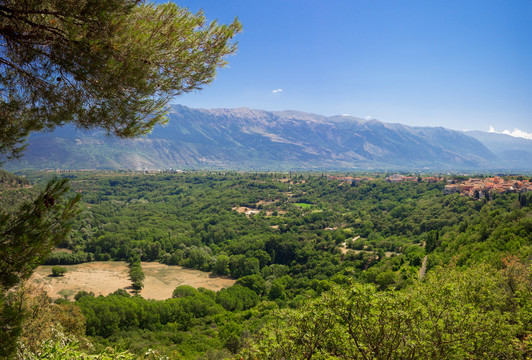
[{"left": 3, "top": 105, "right": 531, "bottom": 171}]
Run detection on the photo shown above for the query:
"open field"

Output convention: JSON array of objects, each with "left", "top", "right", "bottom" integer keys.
[{"left": 30, "top": 261, "right": 235, "bottom": 300}]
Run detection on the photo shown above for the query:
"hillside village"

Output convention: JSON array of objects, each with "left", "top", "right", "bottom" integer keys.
[
  {"left": 329, "top": 174, "right": 442, "bottom": 183},
  {"left": 444, "top": 176, "right": 532, "bottom": 198},
  {"left": 328, "top": 173, "right": 532, "bottom": 199}
]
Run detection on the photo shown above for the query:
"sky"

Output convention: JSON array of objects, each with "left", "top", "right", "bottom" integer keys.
[{"left": 168, "top": 0, "right": 532, "bottom": 136}]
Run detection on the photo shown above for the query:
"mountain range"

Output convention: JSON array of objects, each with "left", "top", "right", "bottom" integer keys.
[{"left": 3, "top": 105, "right": 531, "bottom": 171}]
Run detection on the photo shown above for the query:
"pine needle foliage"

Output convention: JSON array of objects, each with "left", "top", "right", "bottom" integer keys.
[{"left": 0, "top": 0, "right": 241, "bottom": 158}]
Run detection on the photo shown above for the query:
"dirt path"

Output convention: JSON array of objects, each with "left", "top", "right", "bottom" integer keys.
[
  {"left": 419, "top": 256, "right": 428, "bottom": 279},
  {"left": 339, "top": 236, "right": 361, "bottom": 254}
]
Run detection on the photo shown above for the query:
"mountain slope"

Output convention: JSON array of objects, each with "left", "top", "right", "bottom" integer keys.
[
  {"left": 2, "top": 105, "right": 505, "bottom": 171},
  {"left": 466, "top": 131, "right": 532, "bottom": 170}
]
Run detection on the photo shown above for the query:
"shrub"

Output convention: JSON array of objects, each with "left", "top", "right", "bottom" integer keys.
[{"left": 51, "top": 266, "right": 67, "bottom": 277}]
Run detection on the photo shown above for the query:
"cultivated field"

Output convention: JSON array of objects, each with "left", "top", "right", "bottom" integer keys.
[{"left": 30, "top": 261, "right": 235, "bottom": 300}]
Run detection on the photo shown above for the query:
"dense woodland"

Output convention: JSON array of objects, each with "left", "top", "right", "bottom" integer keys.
[{"left": 2, "top": 171, "right": 531, "bottom": 359}]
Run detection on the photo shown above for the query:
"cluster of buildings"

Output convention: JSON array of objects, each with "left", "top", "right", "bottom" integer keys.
[
  {"left": 328, "top": 173, "right": 532, "bottom": 199},
  {"left": 385, "top": 174, "right": 441, "bottom": 183},
  {"left": 327, "top": 175, "right": 374, "bottom": 183},
  {"left": 328, "top": 174, "right": 443, "bottom": 184},
  {"left": 444, "top": 177, "right": 532, "bottom": 198}
]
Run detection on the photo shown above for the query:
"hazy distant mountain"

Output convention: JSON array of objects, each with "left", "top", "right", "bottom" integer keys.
[
  {"left": 3, "top": 105, "right": 524, "bottom": 171},
  {"left": 466, "top": 131, "right": 532, "bottom": 170}
]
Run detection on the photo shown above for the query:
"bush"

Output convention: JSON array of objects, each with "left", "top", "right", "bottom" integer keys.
[
  {"left": 74, "top": 290, "right": 94, "bottom": 301},
  {"left": 51, "top": 266, "right": 67, "bottom": 277},
  {"left": 172, "top": 285, "right": 198, "bottom": 298}
]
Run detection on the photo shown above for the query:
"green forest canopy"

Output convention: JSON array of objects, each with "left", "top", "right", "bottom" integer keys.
[
  {"left": 0, "top": 1, "right": 241, "bottom": 356},
  {"left": 1, "top": 170, "right": 530, "bottom": 358}
]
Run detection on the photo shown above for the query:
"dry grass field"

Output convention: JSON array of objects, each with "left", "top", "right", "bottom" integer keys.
[{"left": 30, "top": 261, "right": 235, "bottom": 300}]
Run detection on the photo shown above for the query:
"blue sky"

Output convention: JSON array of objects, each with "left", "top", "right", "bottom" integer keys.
[{"left": 170, "top": 0, "right": 532, "bottom": 136}]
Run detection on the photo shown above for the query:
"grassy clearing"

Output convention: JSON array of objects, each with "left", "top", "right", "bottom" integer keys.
[
  {"left": 293, "top": 202, "right": 313, "bottom": 208},
  {"left": 30, "top": 261, "right": 235, "bottom": 300}
]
